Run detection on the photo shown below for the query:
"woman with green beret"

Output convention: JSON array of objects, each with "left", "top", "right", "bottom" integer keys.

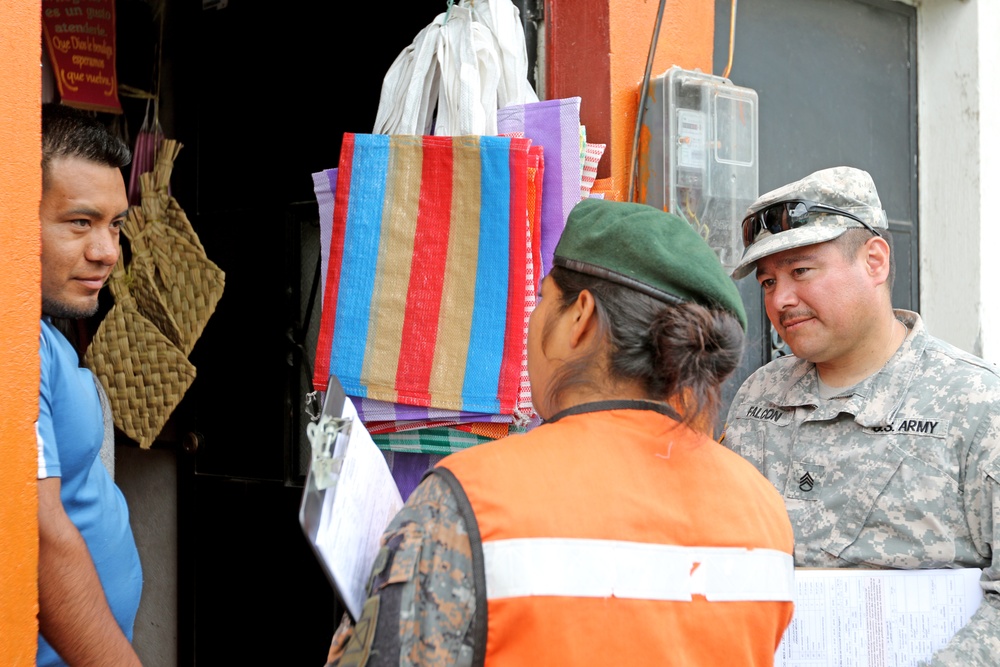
[{"left": 327, "top": 198, "right": 795, "bottom": 666}]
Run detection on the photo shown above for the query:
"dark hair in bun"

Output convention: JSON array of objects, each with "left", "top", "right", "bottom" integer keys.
[{"left": 541, "top": 266, "right": 744, "bottom": 429}]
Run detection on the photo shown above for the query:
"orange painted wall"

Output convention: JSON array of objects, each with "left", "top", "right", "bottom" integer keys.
[
  {"left": 0, "top": 0, "right": 42, "bottom": 661},
  {"left": 547, "top": 0, "right": 714, "bottom": 201},
  {"left": 608, "top": 0, "right": 714, "bottom": 201}
]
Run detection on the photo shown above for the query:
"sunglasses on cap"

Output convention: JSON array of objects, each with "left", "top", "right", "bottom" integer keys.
[{"left": 741, "top": 199, "right": 882, "bottom": 248}]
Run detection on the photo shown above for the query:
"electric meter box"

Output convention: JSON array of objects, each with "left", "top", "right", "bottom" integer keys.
[{"left": 640, "top": 66, "right": 758, "bottom": 273}]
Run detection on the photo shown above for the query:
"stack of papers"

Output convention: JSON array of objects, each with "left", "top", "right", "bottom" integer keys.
[{"left": 776, "top": 568, "right": 983, "bottom": 667}]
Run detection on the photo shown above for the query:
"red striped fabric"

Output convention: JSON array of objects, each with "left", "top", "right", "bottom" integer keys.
[
  {"left": 497, "top": 144, "right": 529, "bottom": 414},
  {"left": 394, "top": 137, "right": 455, "bottom": 401},
  {"left": 313, "top": 133, "right": 355, "bottom": 391}
]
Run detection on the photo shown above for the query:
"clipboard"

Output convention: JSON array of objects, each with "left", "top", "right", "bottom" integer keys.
[{"left": 299, "top": 375, "right": 404, "bottom": 621}]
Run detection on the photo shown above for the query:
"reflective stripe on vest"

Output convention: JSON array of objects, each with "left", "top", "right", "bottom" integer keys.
[{"left": 483, "top": 538, "right": 795, "bottom": 602}]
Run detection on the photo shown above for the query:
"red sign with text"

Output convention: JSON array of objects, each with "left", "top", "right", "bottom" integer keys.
[{"left": 42, "top": 0, "right": 122, "bottom": 114}]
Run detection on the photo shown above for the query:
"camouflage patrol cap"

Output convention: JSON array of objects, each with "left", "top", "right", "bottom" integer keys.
[
  {"left": 731, "top": 166, "right": 888, "bottom": 279},
  {"left": 553, "top": 198, "right": 748, "bottom": 330}
]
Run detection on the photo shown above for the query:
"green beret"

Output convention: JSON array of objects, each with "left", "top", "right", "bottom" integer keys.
[{"left": 552, "top": 199, "right": 748, "bottom": 330}]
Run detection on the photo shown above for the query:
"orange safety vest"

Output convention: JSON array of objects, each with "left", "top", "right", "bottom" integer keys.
[{"left": 435, "top": 401, "right": 795, "bottom": 667}]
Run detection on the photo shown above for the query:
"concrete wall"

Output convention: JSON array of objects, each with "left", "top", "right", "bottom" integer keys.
[
  {"left": 115, "top": 446, "right": 178, "bottom": 666},
  {"left": 0, "top": 1, "right": 42, "bottom": 663},
  {"left": 916, "top": 0, "right": 997, "bottom": 360},
  {"left": 976, "top": 0, "right": 1000, "bottom": 361}
]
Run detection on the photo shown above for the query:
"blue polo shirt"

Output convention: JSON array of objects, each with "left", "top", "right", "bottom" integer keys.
[{"left": 37, "top": 318, "right": 142, "bottom": 666}]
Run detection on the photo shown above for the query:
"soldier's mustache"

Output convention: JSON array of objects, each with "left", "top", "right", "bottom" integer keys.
[{"left": 779, "top": 310, "right": 817, "bottom": 328}]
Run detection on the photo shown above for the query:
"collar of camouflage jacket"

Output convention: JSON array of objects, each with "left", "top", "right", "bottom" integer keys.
[{"left": 767, "top": 310, "right": 926, "bottom": 428}]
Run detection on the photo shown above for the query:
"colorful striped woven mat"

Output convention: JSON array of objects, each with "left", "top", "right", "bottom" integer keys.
[{"left": 313, "top": 133, "right": 531, "bottom": 415}]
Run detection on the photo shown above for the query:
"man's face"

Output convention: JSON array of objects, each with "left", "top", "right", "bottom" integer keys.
[
  {"left": 755, "top": 239, "right": 879, "bottom": 365},
  {"left": 40, "top": 156, "right": 127, "bottom": 319}
]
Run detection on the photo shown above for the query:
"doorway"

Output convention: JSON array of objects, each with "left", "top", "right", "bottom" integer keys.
[{"left": 714, "top": 0, "right": 919, "bottom": 415}]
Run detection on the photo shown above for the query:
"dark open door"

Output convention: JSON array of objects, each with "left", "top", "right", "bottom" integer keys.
[
  {"left": 162, "top": 2, "right": 540, "bottom": 663},
  {"left": 714, "top": 0, "right": 919, "bottom": 419}
]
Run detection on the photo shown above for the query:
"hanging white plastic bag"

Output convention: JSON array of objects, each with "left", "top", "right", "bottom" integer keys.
[
  {"left": 436, "top": 6, "right": 499, "bottom": 135},
  {"left": 372, "top": 0, "right": 538, "bottom": 136},
  {"left": 464, "top": 0, "right": 539, "bottom": 108},
  {"left": 373, "top": 19, "right": 443, "bottom": 135}
]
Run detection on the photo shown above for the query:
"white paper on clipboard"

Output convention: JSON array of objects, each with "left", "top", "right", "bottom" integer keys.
[
  {"left": 774, "top": 567, "right": 983, "bottom": 667},
  {"left": 299, "top": 375, "right": 404, "bottom": 621}
]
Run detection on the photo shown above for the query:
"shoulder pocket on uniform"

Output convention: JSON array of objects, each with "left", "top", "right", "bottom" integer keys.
[
  {"left": 370, "top": 523, "right": 421, "bottom": 592},
  {"left": 338, "top": 596, "right": 379, "bottom": 667}
]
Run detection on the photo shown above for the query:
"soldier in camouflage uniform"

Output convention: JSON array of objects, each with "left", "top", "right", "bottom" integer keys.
[
  {"left": 327, "top": 199, "right": 797, "bottom": 666},
  {"left": 724, "top": 166, "right": 1000, "bottom": 665}
]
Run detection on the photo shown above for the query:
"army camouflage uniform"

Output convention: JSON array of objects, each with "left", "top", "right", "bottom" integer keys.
[
  {"left": 723, "top": 310, "right": 1000, "bottom": 665},
  {"left": 331, "top": 472, "right": 477, "bottom": 667}
]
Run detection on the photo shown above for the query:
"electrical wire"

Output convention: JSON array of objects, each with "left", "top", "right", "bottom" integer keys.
[
  {"left": 627, "top": 0, "right": 668, "bottom": 203},
  {"left": 721, "top": 0, "right": 738, "bottom": 79}
]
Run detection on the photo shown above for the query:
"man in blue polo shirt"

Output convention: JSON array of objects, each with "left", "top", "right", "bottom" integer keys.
[{"left": 36, "top": 102, "right": 143, "bottom": 666}]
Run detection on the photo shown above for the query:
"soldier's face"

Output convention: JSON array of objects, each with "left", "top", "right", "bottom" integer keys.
[
  {"left": 40, "top": 156, "right": 127, "bottom": 319},
  {"left": 755, "top": 240, "right": 880, "bottom": 365}
]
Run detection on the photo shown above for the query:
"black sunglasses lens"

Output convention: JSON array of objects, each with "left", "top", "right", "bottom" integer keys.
[
  {"left": 742, "top": 213, "right": 761, "bottom": 246},
  {"left": 787, "top": 202, "right": 809, "bottom": 219},
  {"left": 761, "top": 204, "right": 789, "bottom": 235},
  {"left": 742, "top": 200, "right": 876, "bottom": 248},
  {"left": 760, "top": 201, "right": 816, "bottom": 237},
  {"left": 742, "top": 204, "right": 789, "bottom": 247}
]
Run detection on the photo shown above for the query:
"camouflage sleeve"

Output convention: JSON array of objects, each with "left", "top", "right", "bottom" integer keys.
[
  {"left": 924, "top": 405, "right": 1000, "bottom": 666},
  {"left": 333, "top": 472, "right": 477, "bottom": 667}
]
